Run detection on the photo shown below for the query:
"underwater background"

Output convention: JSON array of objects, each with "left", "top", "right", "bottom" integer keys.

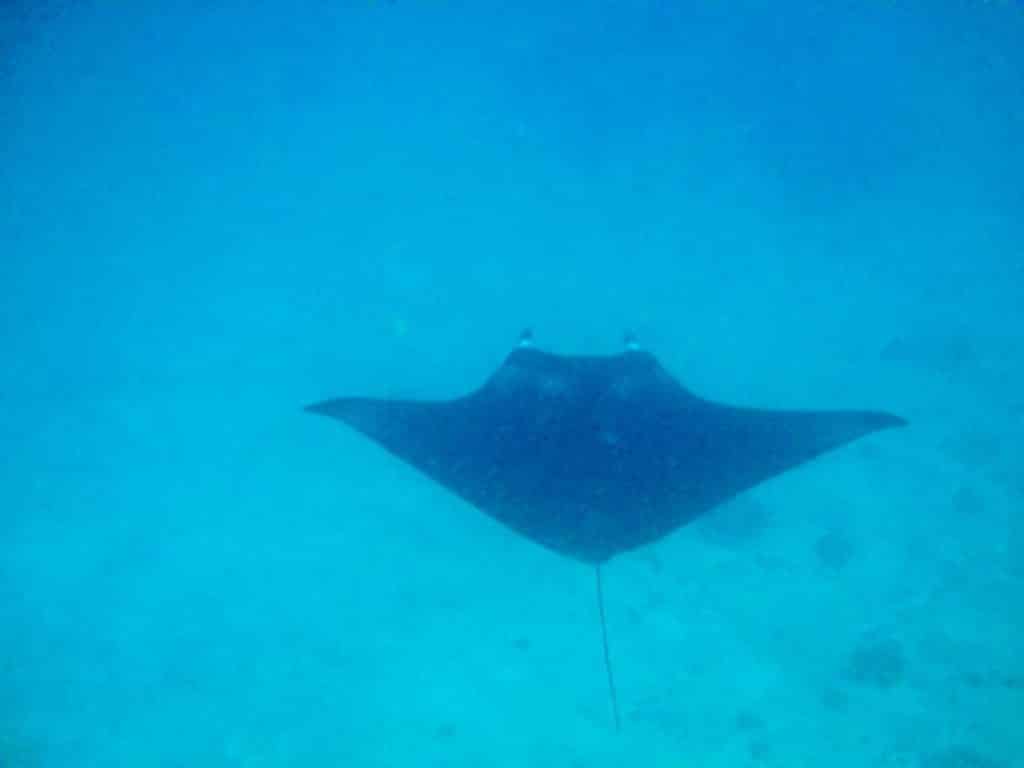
[{"left": 2, "top": 1, "right": 1021, "bottom": 765}]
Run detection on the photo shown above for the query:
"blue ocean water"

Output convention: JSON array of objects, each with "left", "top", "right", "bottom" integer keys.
[{"left": 1, "top": 2, "right": 1021, "bottom": 765}]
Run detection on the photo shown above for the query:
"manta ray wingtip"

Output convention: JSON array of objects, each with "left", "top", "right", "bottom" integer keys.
[
  {"left": 871, "top": 411, "right": 909, "bottom": 430},
  {"left": 304, "top": 399, "right": 336, "bottom": 416}
]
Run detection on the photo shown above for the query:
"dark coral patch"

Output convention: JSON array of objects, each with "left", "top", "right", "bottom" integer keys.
[{"left": 845, "top": 635, "right": 905, "bottom": 689}]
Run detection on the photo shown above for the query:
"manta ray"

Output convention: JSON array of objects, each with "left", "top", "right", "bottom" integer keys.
[{"left": 306, "top": 331, "right": 905, "bottom": 728}]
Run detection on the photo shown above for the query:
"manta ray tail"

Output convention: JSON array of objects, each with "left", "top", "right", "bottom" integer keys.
[{"left": 595, "top": 565, "right": 620, "bottom": 730}]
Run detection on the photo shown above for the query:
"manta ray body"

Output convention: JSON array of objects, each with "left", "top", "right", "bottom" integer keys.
[{"left": 307, "top": 332, "right": 905, "bottom": 727}]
